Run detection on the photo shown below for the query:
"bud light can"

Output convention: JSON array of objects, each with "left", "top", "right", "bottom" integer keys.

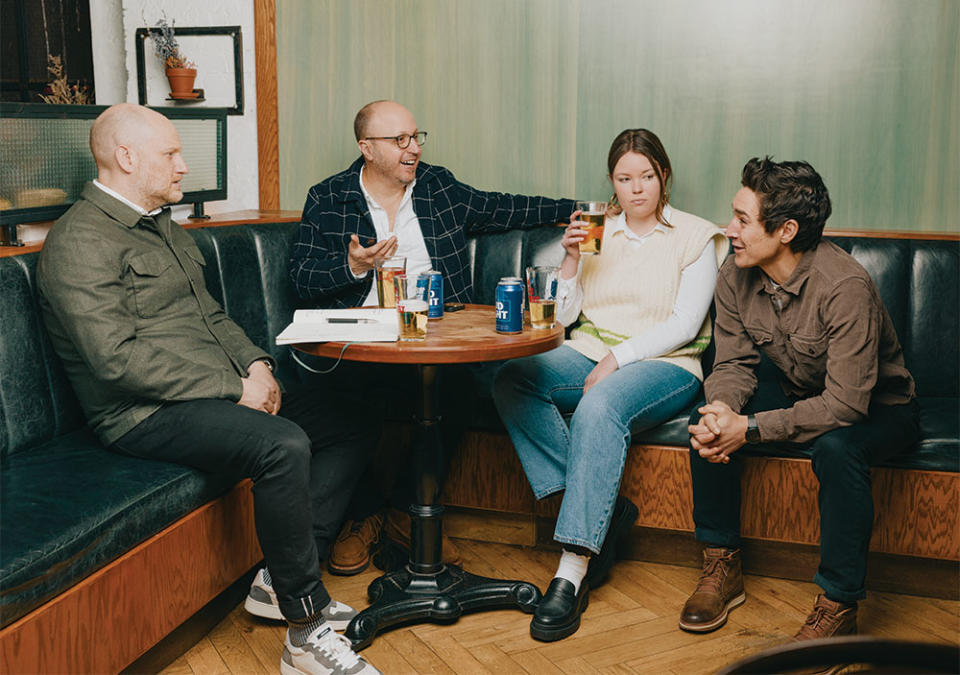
[
  {"left": 495, "top": 277, "right": 524, "bottom": 334},
  {"left": 426, "top": 270, "right": 444, "bottom": 319}
]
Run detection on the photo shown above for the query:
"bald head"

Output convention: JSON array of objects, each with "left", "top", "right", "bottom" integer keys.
[
  {"left": 354, "top": 100, "right": 414, "bottom": 141},
  {"left": 89, "top": 103, "right": 188, "bottom": 211},
  {"left": 90, "top": 103, "right": 172, "bottom": 170}
]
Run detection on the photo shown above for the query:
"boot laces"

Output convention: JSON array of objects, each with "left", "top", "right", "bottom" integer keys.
[
  {"left": 801, "top": 603, "right": 841, "bottom": 635},
  {"left": 695, "top": 555, "right": 727, "bottom": 595}
]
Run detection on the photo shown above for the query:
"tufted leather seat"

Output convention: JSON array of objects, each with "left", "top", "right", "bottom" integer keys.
[{"left": 1, "top": 221, "right": 955, "bottom": 628}]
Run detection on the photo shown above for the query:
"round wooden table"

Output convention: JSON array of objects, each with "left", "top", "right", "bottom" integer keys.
[{"left": 296, "top": 304, "right": 563, "bottom": 649}]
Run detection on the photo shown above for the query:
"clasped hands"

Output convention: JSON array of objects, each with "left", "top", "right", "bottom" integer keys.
[
  {"left": 239, "top": 360, "right": 281, "bottom": 415},
  {"left": 688, "top": 401, "right": 749, "bottom": 464}
]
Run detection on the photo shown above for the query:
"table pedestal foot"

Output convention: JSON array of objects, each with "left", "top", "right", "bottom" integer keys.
[{"left": 344, "top": 564, "right": 542, "bottom": 650}]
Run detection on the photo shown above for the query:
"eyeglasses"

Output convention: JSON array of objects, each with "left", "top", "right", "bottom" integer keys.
[{"left": 363, "top": 131, "right": 427, "bottom": 149}]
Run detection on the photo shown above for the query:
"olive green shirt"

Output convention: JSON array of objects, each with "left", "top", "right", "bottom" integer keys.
[
  {"left": 705, "top": 239, "right": 915, "bottom": 444},
  {"left": 37, "top": 183, "right": 272, "bottom": 446}
]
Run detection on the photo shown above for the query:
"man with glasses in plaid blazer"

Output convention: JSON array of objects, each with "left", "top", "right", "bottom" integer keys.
[{"left": 286, "top": 100, "right": 574, "bottom": 578}]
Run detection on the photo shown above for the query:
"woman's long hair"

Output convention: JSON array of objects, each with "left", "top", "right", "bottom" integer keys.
[{"left": 606, "top": 129, "right": 672, "bottom": 226}]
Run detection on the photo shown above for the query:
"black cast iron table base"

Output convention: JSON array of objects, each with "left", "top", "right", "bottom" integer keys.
[
  {"left": 342, "top": 364, "right": 543, "bottom": 649},
  {"left": 344, "top": 563, "right": 541, "bottom": 649}
]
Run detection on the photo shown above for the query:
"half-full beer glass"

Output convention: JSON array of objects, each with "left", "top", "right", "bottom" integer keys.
[
  {"left": 394, "top": 274, "right": 429, "bottom": 341},
  {"left": 526, "top": 266, "right": 559, "bottom": 329},
  {"left": 575, "top": 201, "right": 607, "bottom": 255},
  {"left": 375, "top": 256, "right": 406, "bottom": 308}
]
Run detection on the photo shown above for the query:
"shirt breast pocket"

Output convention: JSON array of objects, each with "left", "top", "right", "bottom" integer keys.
[
  {"left": 127, "top": 251, "right": 177, "bottom": 318},
  {"left": 787, "top": 332, "right": 829, "bottom": 381}
]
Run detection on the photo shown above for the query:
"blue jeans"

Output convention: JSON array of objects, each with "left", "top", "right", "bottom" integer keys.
[{"left": 494, "top": 345, "right": 700, "bottom": 553}]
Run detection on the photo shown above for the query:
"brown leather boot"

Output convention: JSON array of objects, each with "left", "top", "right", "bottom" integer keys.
[
  {"left": 327, "top": 513, "right": 384, "bottom": 576},
  {"left": 678, "top": 547, "right": 746, "bottom": 632},
  {"left": 383, "top": 507, "right": 462, "bottom": 565},
  {"left": 795, "top": 594, "right": 858, "bottom": 640}
]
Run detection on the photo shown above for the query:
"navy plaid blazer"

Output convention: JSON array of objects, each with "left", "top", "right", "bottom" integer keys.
[{"left": 290, "top": 157, "right": 575, "bottom": 308}]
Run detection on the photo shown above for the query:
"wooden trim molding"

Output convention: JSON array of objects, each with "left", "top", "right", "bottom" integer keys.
[{"left": 254, "top": 0, "right": 281, "bottom": 210}]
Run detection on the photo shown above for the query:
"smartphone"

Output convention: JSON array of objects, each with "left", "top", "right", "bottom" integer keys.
[{"left": 444, "top": 302, "right": 465, "bottom": 312}]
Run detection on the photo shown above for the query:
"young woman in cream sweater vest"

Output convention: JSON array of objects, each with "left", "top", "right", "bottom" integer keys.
[{"left": 494, "top": 129, "right": 727, "bottom": 642}]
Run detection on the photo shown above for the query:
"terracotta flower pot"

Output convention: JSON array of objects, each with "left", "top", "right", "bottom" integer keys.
[{"left": 165, "top": 67, "right": 197, "bottom": 97}]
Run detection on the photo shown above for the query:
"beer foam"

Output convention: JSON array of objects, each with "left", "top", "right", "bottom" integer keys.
[{"left": 399, "top": 300, "right": 428, "bottom": 312}]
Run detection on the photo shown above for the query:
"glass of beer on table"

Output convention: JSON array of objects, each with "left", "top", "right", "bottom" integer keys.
[
  {"left": 574, "top": 201, "right": 607, "bottom": 255},
  {"left": 394, "top": 274, "right": 429, "bottom": 341},
  {"left": 375, "top": 256, "right": 406, "bottom": 308},
  {"left": 526, "top": 265, "right": 559, "bottom": 330}
]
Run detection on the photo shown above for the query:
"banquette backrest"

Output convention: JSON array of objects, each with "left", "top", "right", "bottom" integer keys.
[{"left": 1, "top": 222, "right": 956, "bottom": 469}]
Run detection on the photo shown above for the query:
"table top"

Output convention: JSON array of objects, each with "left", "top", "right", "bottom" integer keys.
[{"left": 295, "top": 304, "right": 564, "bottom": 365}]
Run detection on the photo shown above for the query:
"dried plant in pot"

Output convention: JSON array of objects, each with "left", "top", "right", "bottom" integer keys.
[{"left": 149, "top": 17, "right": 197, "bottom": 98}]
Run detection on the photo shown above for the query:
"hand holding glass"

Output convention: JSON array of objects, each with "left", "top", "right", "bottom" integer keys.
[
  {"left": 375, "top": 256, "right": 406, "bottom": 308},
  {"left": 574, "top": 201, "right": 607, "bottom": 255},
  {"left": 526, "top": 266, "right": 559, "bottom": 329},
  {"left": 394, "top": 274, "right": 429, "bottom": 341}
]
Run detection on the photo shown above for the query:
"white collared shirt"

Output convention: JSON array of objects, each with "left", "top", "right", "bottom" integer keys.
[
  {"left": 92, "top": 180, "right": 163, "bottom": 217},
  {"left": 556, "top": 205, "right": 718, "bottom": 367},
  {"left": 357, "top": 167, "right": 433, "bottom": 306}
]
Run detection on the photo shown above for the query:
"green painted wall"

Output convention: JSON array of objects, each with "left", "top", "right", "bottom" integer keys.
[{"left": 277, "top": 0, "right": 958, "bottom": 231}]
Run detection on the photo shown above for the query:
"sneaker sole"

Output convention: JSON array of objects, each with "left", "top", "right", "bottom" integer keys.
[
  {"left": 244, "top": 595, "right": 283, "bottom": 621},
  {"left": 678, "top": 592, "right": 746, "bottom": 633},
  {"left": 244, "top": 596, "right": 354, "bottom": 632}
]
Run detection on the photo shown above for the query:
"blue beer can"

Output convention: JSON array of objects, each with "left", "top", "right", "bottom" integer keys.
[
  {"left": 495, "top": 277, "right": 524, "bottom": 334},
  {"left": 426, "top": 269, "right": 444, "bottom": 319}
]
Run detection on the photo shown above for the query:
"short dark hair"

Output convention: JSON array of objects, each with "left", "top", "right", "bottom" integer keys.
[
  {"left": 353, "top": 100, "right": 388, "bottom": 141},
  {"left": 740, "top": 157, "right": 832, "bottom": 252},
  {"left": 607, "top": 128, "right": 672, "bottom": 225}
]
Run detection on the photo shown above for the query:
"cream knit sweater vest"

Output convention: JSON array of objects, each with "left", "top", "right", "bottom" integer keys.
[{"left": 567, "top": 207, "right": 726, "bottom": 380}]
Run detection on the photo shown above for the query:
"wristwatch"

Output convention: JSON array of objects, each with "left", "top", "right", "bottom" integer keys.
[
  {"left": 745, "top": 414, "right": 761, "bottom": 444},
  {"left": 256, "top": 359, "right": 274, "bottom": 372}
]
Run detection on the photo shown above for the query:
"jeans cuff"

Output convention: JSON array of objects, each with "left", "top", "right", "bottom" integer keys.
[
  {"left": 534, "top": 484, "right": 565, "bottom": 501},
  {"left": 553, "top": 533, "right": 601, "bottom": 555},
  {"left": 279, "top": 587, "right": 332, "bottom": 624},
  {"left": 814, "top": 572, "right": 865, "bottom": 604},
  {"left": 694, "top": 526, "right": 740, "bottom": 549}
]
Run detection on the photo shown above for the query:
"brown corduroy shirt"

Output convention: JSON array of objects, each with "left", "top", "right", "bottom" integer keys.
[
  {"left": 37, "top": 183, "right": 273, "bottom": 446},
  {"left": 704, "top": 239, "right": 915, "bottom": 444}
]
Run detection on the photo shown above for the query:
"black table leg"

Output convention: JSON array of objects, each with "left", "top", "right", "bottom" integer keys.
[{"left": 344, "top": 363, "right": 542, "bottom": 650}]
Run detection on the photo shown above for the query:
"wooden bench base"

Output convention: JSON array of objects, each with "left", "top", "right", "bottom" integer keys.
[
  {"left": 441, "top": 430, "right": 960, "bottom": 598},
  {"left": 0, "top": 481, "right": 262, "bottom": 675}
]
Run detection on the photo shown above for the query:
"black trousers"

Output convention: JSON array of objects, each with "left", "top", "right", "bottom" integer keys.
[
  {"left": 111, "top": 384, "right": 377, "bottom": 622},
  {"left": 688, "top": 379, "right": 919, "bottom": 603}
]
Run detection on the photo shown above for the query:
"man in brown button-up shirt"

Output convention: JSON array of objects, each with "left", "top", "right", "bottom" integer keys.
[
  {"left": 677, "top": 157, "right": 918, "bottom": 642},
  {"left": 37, "top": 104, "right": 380, "bottom": 674}
]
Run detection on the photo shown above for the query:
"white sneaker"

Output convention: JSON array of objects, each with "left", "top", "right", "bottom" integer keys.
[
  {"left": 244, "top": 568, "right": 358, "bottom": 630},
  {"left": 281, "top": 624, "right": 380, "bottom": 675}
]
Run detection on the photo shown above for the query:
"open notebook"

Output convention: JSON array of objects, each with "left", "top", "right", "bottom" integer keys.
[{"left": 275, "top": 308, "right": 399, "bottom": 344}]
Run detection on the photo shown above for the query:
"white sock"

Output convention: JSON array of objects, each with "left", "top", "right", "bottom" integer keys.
[{"left": 554, "top": 549, "right": 590, "bottom": 593}]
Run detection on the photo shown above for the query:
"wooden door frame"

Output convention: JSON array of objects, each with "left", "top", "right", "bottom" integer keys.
[{"left": 254, "top": 0, "right": 280, "bottom": 210}]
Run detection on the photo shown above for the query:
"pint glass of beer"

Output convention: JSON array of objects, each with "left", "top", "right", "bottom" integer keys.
[
  {"left": 525, "top": 266, "right": 559, "bottom": 329},
  {"left": 394, "top": 274, "right": 429, "bottom": 341},
  {"left": 375, "top": 256, "right": 406, "bottom": 308},
  {"left": 574, "top": 201, "right": 607, "bottom": 255}
]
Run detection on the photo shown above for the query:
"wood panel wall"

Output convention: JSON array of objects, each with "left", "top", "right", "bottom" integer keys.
[{"left": 442, "top": 435, "right": 960, "bottom": 562}]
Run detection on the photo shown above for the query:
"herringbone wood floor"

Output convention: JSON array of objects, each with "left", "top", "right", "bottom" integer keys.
[{"left": 160, "top": 539, "right": 959, "bottom": 674}]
